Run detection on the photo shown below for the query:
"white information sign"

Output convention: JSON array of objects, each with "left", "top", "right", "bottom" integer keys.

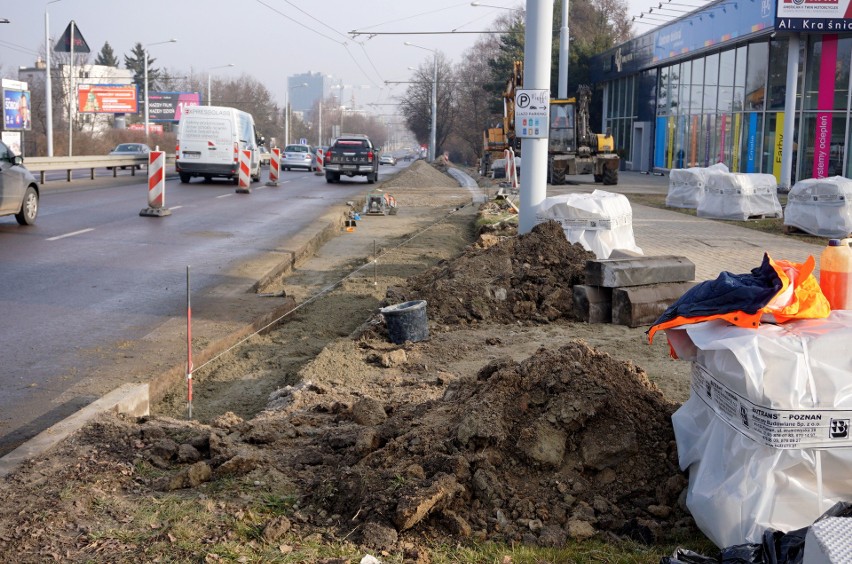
[{"left": 515, "top": 89, "right": 550, "bottom": 139}]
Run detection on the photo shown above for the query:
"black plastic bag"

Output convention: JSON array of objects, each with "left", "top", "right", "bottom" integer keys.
[{"left": 660, "top": 502, "right": 852, "bottom": 564}]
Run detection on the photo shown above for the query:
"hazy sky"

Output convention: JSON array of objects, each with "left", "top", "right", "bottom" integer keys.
[{"left": 0, "top": 0, "right": 690, "bottom": 111}]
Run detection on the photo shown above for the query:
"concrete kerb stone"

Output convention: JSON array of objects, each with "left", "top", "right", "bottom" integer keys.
[
  {"left": 0, "top": 384, "right": 149, "bottom": 478},
  {"left": 0, "top": 202, "right": 357, "bottom": 478}
]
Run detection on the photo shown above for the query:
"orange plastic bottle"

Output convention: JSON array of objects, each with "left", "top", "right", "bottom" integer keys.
[{"left": 819, "top": 238, "right": 852, "bottom": 310}]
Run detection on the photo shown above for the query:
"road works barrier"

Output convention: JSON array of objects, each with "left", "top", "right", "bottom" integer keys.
[
  {"left": 315, "top": 148, "right": 324, "bottom": 176},
  {"left": 505, "top": 148, "right": 519, "bottom": 191},
  {"left": 139, "top": 149, "right": 171, "bottom": 217},
  {"left": 267, "top": 148, "right": 281, "bottom": 186},
  {"left": 237, "top": 149, "right": 252, "bottom": 193}
]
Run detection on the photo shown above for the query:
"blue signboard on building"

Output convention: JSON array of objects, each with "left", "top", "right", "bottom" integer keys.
[{"left": 592, "top": 0, "right": 775, "bottom": 81}]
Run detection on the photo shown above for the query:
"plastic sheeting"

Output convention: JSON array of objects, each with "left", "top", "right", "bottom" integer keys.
[
  {"left": 534, "top": 190, "right": 643, "bottom": 259},
  {"left": 697, "top": 173, "right": 783, "bottom": 221},
  {"left": 666, "top": 311, "right": 852, "bottom": 548},
  {"left": 783, "top": 176, "right": 852, "bottom": 238},
  {"left": 666, "top": 163, "right": 730, "bottom": 209},
  {"left": 660, "top": 502, "right": 852, "bottom": 564}
]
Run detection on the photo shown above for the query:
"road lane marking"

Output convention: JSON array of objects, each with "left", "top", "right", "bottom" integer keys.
[
  {"left": 170, "top": 206, "right": 183, "bottom": 210},
  {"left": 216, "top": 193, "right": 234, "bottom": 199},
  {"left": 47, "top": 228, "right": 94, "bottom": 241}
]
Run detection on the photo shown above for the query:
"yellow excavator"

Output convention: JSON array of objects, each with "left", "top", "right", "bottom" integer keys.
[
  {"left": 481, "top": 61, "right": 619, "bottom": 185},
  {"left": 480, "top": 61, "right": 523, "bottom": 178},
  {"left": 548, "top": 85, "right": 620, "bottom": 185}
]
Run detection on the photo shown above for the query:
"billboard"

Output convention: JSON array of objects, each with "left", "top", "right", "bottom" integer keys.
[
  {"left": 142, "top": 92, "right": 202, "bottom": 122},
  {"left": 776, "top": 0, "right": 852, "bottom": 31},
  {"left": 2, "top": 131, "right": 22, "bottom": 155},
  {"left": 77, "top": 84, "right": 138, "bottom": 114},
  {"left": 3, "top": 89, "right": 31, "bottom": 131}
]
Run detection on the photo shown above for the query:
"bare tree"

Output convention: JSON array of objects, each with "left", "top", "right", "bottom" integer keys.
[
  {"left": 400, "top": 52, "right": 455, "bottom": 157},
  {"left": 448, "top": 35, "right": 504, "bottom": 164}
]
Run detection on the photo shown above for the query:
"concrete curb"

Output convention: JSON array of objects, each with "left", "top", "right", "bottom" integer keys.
[
  {"left": 0, "top": 204, "right": 354, "bottom": 479},
  {"left": 0, "top": 166, "right": 467, "bottom": 478},
  {"left": 0, "top": 384, "right": 149, "bottom": 478}
]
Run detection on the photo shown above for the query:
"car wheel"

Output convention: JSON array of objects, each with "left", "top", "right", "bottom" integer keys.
[
  {"left": 15, "top": 186, "right": 38, "bottom": 226},
  {"left": 367, "top": 173, "right": 376, "bottom": 185},
  {"left": 179, "top": 172, "right": 191, "bottom": 183}
]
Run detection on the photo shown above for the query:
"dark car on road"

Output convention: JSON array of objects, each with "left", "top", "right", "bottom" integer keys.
[
  {"left": 323, "top": 135, "right": 379, "bottom": 184},
  {"left": 0, "top": 140, "right": 39, "bottom": 225}
]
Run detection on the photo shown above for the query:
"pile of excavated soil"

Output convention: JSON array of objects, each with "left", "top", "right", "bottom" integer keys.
[
  {"left": 30, "top": 336, "right": 688, "bottom": 554},
  {"left": 380, "top": 219, "right": 595, "bottom": 327},
  {"left": 0, "top": 162, "right": 700, "bottom": 561},
  {"left": 382, "top": 160, "right": 461, "bottom": 190},
  {"left": 316, "top": 340, "right": 689, "bottom": 548}
]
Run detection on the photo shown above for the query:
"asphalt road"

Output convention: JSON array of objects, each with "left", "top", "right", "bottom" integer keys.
[{"left": 0, "top": 162, "right": 406, "bottom": 456}]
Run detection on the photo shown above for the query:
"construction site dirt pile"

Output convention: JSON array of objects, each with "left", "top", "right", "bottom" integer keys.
[
  {"left": 0, "top": 162, "right": 699, "bottom": 560},
  {"left": 381, "top": 219, "right": 596, "bottom": 327},
  {"left": 381, "top": 159, "right": 460, "bottom": 190}
]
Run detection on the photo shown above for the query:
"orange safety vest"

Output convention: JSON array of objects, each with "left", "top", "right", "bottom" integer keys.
[{"left": 648, "top": 254, "right": 831, "bottom": 352}]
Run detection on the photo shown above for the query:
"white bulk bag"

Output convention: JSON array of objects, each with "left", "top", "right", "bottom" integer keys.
[
  {"left": 534, "top": 190, "right": 643, "bottom": 259},
  {"left": 667, "top": 163, "right": 729, "bottom": 209},
  {"left": 666, "top": 312, "right": 852, "bottom": 548},
  {"left": 784, "top": 176, "right": 852, "bottom": 238},
  {"left": 697, "top": 172, "right": 783, "bottom": 221}
]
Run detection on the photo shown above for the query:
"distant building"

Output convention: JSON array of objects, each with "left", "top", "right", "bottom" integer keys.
[{"left": 287, "top": 72, "right": 334, "bottom": 113}]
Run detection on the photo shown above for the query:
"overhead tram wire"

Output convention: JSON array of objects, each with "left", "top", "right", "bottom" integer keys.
[
  {"left": 254, "top": 0, "right": 383, "bottom": 90},
  {"left": 353, "top": 1, "right": 476, "bottom": 33},
  {"left": 0, "top": 39, "right": 39, "bottom": 57},
  {"left": 275, "top": 0, "right": 386, "bottom": 86}
]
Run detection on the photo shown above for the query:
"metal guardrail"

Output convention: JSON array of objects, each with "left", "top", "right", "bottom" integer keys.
[{"left": 23, "top": 154, "right": 177, "bottom": 183}]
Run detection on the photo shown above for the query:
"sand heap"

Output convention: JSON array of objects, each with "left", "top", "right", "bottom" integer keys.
[
  {"left": 381, "top": 160, "right": 461, "bottom": 190},
  {"left": 384, "top": 219, "right": 596, "bottom": 326}
]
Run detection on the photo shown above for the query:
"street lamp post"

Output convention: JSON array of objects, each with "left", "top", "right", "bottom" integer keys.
[
  {"left": 144, "top": 38, "right": 177, "bottom": 140},
  {"left": 207, "top": 63, "right": 234, "bottom": 106},
  {"left": 405, "top": 42, "right": 438, "bottom": 162},
  {"left": 284, "top": 82, "right": 308, "bottom": 146},
  {"left": 45, "top": 0, "right": 63, "bottom": 157}
]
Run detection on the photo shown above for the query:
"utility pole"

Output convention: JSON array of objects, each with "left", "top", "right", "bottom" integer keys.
[
  {"left": 558, "top": 0, "right": 570, "bottom": 99},
  {"left": 518, "top": 0, "right": 554, "bottom": 234}
]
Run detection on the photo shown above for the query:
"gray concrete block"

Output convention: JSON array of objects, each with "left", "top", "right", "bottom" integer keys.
[
  {"left": 572, "top": 285, "right": 612, "bottom": 323},
  {"left": 585, "top": 255, "right": 696, "bottom": 288},
  {"left": 611, "top": 282, "right": 697, "bottom": 328}
]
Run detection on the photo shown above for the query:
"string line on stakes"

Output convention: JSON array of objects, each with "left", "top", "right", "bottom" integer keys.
[{"left": 189, "top": 200, "right": 475, "bottom": 376}]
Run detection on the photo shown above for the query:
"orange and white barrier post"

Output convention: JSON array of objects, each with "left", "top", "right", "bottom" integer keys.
[
  {"left": 504, "top": 148, "right": 519, "bottom": 190},
  {"left": 139, "top": 147, "right": 171, "bottom": 217},
  {"left": 314, "top": 148, "right": 324, "bottom": 176},
  {"left": 236, "top": 149, "right": 252, "bottom": 193},
  {"left": 267, "top": 148, "right": 281, "bottom": 186}
]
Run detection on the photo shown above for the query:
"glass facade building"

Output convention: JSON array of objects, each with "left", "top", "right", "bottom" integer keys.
[{"left": 590, "top": 0, "right": 852, "bottom": 188}]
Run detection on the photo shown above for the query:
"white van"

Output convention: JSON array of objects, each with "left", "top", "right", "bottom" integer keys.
[{"left": 176, "top": 105, "right": 261, "bottom": 184}]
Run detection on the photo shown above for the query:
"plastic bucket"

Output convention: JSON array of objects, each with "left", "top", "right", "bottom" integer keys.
[{"left": 380, "top": 300, "right": 429, "bottom": 344}]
